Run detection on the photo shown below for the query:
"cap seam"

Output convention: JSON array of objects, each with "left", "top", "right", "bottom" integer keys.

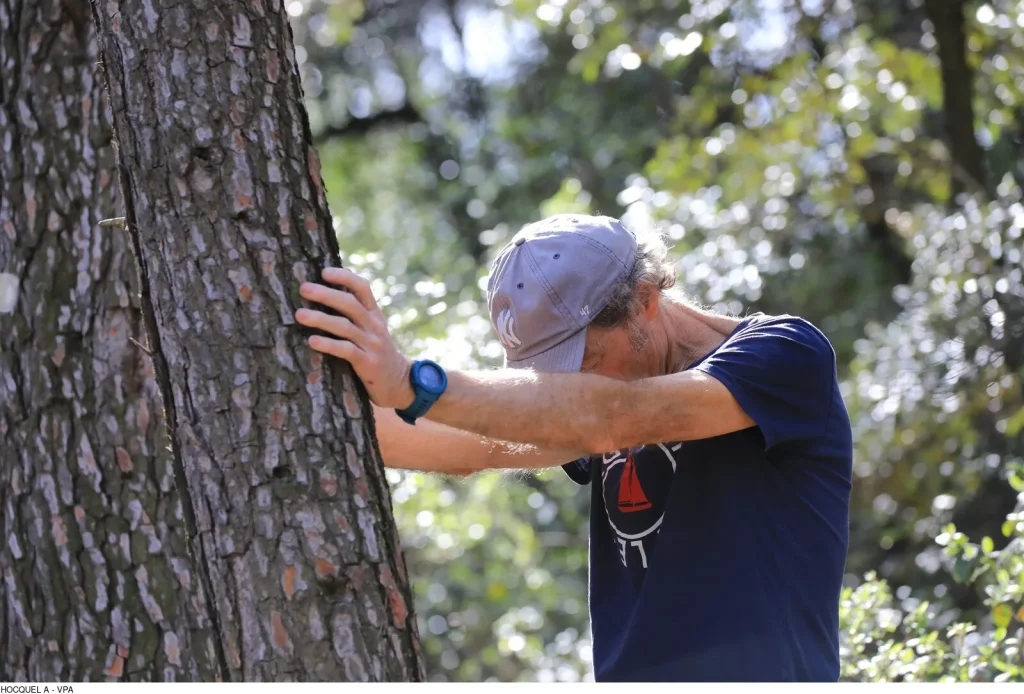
[
  {"left": 568, "top": 233, "right": 636, "bottom": 321},
  {"left": 557, "top": 231, "right": 633, "bottom": 274},
  {"left": 522, "top": 242, "right": 581, "bottom": 329}
]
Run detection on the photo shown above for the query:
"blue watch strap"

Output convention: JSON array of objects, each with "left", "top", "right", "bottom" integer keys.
[
  {"left": 396, "top": 390, "right": 436, "bottom": 425},
  {"left": 396, "top": 360, "right": 447, "bottom": 425}
]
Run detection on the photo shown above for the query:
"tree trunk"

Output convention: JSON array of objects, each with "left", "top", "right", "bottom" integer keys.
[
  {"left": 924, "top": 0, "right": 986, "bottom": 198},
  {"left": 0, "top": 0, "right": 219, "bottom": 681},
  {"left": 88, "top": 0, "right": 423, "bottom": 681}
]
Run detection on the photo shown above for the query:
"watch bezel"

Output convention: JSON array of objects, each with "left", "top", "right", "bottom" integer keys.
[{"left": 411, "top": 359, "right": 447, "bottom": 395}]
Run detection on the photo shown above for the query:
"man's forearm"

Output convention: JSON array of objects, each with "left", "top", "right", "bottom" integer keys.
[
  {"left": 425, "top": 368, "right": 629, "bottom": 454},
  {"left": 373, "top": 404, "right": 583, "bottom": 475},
  {"left": 423, "top": 367, "right": 750, "bottom": 452}
]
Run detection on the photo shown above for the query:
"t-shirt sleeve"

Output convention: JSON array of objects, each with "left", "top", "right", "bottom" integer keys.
[
  {"left": 561, "top": 457, "right": 594, "bottom": 485},
  {"left": 693, "top": 317, "right": 836, "bottom": 450}
]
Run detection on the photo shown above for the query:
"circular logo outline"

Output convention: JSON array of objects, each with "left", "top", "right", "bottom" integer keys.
[{"left": 601, "top": 443, "right": 676, "bottom": 541}]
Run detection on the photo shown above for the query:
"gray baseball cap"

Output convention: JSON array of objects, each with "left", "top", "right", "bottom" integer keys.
[{"left": 485, "top": 214, "right": 637, "bottom": 372}]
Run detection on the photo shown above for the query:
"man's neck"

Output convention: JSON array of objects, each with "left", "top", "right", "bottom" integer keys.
[{"left": 656, "top": 299, "right": 743, "bottom": 374}]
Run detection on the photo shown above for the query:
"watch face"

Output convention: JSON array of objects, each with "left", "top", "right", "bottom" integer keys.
[{"left": 417, "top": 362, "right": 445, "bottom": 392}]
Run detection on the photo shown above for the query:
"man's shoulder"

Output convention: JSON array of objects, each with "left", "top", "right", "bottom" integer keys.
[
  {"left": 738, "top": 311, "right": 824, "bottom": 334},
  {"left": 730, "top": 313, "right": 834, "bottom": 358},
  {"left": 696, "top": 312, "right": 837, "bottom": 389}
]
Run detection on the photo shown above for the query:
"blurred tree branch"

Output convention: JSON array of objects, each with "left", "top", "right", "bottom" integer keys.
[{"left": 313, "top": 102, "right": 423, "bottom": 143}]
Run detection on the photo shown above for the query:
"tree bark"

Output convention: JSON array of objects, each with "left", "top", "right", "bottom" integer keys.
[
  {"left": 89, "top": 0, "right": 422, "bottom": 681},
  {"left": 0, "top": 0, "right": 218, "bottom": 681}
]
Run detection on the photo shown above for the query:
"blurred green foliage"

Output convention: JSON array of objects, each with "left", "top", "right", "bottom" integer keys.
[
  {"left": 288, "top": 0, "right": 1024, "bottom": 681},
  {"left": 841, "top": 475, "right": 1024, "bottom": 682}
]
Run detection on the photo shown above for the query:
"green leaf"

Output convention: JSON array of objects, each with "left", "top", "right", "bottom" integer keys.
[
  {"left": 1004, "top": 408, "right": 1024, "bottom": 437},
  {"left": 1003, "top": 520, "right": 1016, "bottom": 538},
  {"left": 1009, "top": 473, "right": 1024, "bottom": 492},
  {"left": 982, "top": 536, "right": 995, "bottom": 554},
  {"left": 951, "top": 557, "right": 974, "bottom": 584},
  {"left": 993, "top": 603, "right": 1013, "bottom": 629}
]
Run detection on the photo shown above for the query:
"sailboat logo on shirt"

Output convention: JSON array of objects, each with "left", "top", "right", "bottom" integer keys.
[
  {"left": 601, "top": 443, "right": 680, "bottom": 572},
  {"left": 616, "top": 453, "right": 652, "bottom": 512}
]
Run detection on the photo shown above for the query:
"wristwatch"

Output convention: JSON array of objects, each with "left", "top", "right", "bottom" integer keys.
[{"left": 396, "top": 359, "right": 448, "bottom": 425}]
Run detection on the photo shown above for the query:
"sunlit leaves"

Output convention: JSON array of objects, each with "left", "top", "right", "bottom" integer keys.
[
  {"left": 539, "top": 177, "right": 593, "bottom": 216},
  {"left": 840, "top": 499, "right": 1024, "bottom": 681},
  {"left": 993, "top": 604, "right": 1013, "bottom": 629}
]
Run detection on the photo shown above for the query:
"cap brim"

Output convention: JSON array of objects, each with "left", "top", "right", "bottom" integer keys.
[{"left": 505, "top": 329, "right": 586, "bottom": 373}]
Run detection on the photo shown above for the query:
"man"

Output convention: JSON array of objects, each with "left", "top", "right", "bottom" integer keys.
[{"left": 294, "top": 214, "right": 853, "bottom": 681}]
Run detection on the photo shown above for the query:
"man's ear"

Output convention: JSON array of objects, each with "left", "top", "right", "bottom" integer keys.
[{"left": 640, "top": 282, "right": 660, "bottom": 320}]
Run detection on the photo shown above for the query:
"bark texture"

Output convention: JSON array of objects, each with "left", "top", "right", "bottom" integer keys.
[
  {"left": 89, "top": 0, "right": 422, "bottom": 681},
  {"left": 0, "top": 0, "right": 218, "bottom": 681}
]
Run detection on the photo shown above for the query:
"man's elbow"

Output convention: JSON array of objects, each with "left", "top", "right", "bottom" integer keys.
[
  {"left": 578, "top": 424, "right": 619, "bottom": 457},
  {"left": 574, "top": 390, "right": 635, "bottom": 455},
  {"left": 580, "top": 415, "right": 641, "bottom": 455},
  {"left": 571, "top": 435, "right": 607, "bottom": 456}
]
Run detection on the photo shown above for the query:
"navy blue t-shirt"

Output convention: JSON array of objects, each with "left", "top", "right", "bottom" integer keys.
[{"left": 562, "top": 314, "right": 852, "bottom": 681}]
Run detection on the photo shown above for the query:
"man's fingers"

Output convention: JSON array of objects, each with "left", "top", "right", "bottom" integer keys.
[
  {"left": 321, "top": 267, "right": 381, "bottom": 314},
  {"left": 299, "top": 282, "right": 371, "bottom": 328},
  {"left": 308, "top": 335, "right": 367, "bottom": 367},
  {"left": 295, "top": 309, "right": 365, "bottom": 346}
]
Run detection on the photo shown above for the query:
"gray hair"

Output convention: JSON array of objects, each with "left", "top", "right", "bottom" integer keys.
[{"left": 591, "top": 225, "right": 677, "bottom": 336}]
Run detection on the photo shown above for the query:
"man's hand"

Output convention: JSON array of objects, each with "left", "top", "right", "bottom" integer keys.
[{"left": 295, "top": 268, "right": 415, "bottom": 409}]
